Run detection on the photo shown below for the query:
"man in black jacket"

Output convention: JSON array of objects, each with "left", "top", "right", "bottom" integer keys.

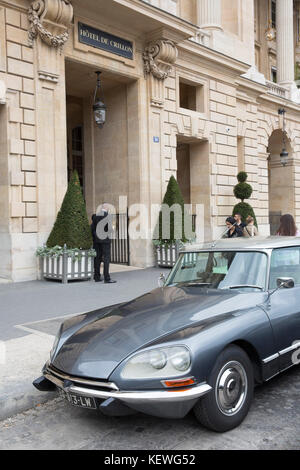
[{"left": 91, "top": 204, "right": 116, "bottom": 284}]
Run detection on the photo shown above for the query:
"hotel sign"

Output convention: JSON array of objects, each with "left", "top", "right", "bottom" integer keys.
[{"left": 78, "top": 22, "right": 133, "bottom": 60}]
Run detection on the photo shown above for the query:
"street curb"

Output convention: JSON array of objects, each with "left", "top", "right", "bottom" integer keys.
[{"left": 0, "top": 389, "right": 56, "bottom": 421}]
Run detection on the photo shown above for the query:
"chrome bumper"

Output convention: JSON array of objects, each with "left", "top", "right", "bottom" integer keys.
[{"left": 43, "top": 367, "right": 212, "bottom": 405}]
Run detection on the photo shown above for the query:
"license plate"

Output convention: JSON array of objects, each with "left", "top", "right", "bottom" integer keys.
[{"left": 58, "top": 389, "right": 97, "bottom": 409}]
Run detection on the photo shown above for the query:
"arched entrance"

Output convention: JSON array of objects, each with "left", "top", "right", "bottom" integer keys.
[{"left": 268, "top": 129, "right": 294, "bottom": 234}]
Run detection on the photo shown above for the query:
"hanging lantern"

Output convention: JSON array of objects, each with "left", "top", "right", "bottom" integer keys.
[
  {"left": 93, "top": 71, "right": 106, "bottom": 128},
  {"left": 265, "top": 22, "right": 276, "bottom": 41},
  {"left": 280, "top": 148, "right": 289, "bottom": 167}
]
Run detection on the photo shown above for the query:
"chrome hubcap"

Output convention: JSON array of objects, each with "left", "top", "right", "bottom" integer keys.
[{"left": 215, "top": 361, "right": 248, "bottom": 416}]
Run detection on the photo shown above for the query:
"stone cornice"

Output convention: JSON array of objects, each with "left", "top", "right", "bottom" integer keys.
[
  {"left": 112, "top": 0, "right": 198, "bottom": 41},
  {"left": 28, "top": 0, "right": 73, "bottom": 49},
  {"left": 178, "top": 40, "right": 249, "bottom": 78},
  {"left": 0, "top": 1, "right": 27, "bottom": 11},
  {"left": 236, "top": 76, "right": 268, "bottom": 103},
  {"left": 258, "top": 90, "right": 300, "bottom": 115}
]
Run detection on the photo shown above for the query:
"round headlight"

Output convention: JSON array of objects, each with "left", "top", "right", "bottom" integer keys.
[
  {"left": 170, "top": 350, "right": 191, "bottom": 371},
  {"left": 121, "top": 346, "right": 191, "bottom": 379},
  {"left": 149, "top": 350, "right": 167, "bottom": 370}
]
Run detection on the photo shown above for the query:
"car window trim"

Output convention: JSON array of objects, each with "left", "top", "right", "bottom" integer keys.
[{"left": 268, "top": 246, "right": 300, "bottom": 290}]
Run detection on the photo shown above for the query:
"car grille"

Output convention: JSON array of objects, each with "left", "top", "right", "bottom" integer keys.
[{"left": 46, "top": 363, "right": 119, "bottom": 391}]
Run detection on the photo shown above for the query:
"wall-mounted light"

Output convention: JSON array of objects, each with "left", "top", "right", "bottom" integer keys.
[
  {"left": 278, "top": 108, "right": 288, "bottom": 167},
  {"left": 93, "top": 71, "right": 106, "bottom": 128}
]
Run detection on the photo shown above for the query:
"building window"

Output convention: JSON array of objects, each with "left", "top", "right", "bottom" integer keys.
[
  {"left": 271, "top": 0, "right": 276, "bottom": 29},
  {"left": 179, "top": 79, "right": 204, "bottom": 113},
  {"left": 271, "top": 66, "right": 277, "bottom": 83}
]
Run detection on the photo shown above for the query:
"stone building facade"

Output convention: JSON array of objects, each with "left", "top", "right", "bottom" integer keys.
[{"left": 1, "top": 0, "right": 300, "bottom": 281}]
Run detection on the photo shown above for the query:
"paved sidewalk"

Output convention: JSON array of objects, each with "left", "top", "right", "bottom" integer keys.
[{"left": 0, "top": 266, "right": 166, "bottom": 421}]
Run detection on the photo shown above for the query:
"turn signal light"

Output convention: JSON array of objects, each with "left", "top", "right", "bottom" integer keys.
[{"left": 162, "top": 377, "right": 196, "bottom": 388}]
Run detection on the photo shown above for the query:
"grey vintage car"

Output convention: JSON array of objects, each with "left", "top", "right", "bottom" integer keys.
[{"left": 34, "top": 237, "right": 300, "bottom": 432}]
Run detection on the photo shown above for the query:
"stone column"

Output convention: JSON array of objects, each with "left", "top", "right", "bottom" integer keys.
[
  {"left": 242, "top": 0, "right": 266, "bottom": 85},
  {"left": 197, "top": 0, "right": 223, "bottom": 30},
  {"left": 28, "top": 0, "right": 73, "bottom": 246},
  {"left": 276, "top": 0, "right": 295, "bottom": 87}
]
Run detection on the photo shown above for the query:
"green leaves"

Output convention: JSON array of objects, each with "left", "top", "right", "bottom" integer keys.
[
  {"left": 234, "top": 182, "right": 253, "bottom": 202},
  {"left": 232, "top": 173, "right": 257, "bottom": 227},
  {"left": 36, "top": 245, "right": 96, "bottom": 260},
  {"left": 46, "top": 170, "right": 93, "bottom": 250},
  {"left": 154, "top": 175, "right": 193, "bottom": 245},
  {"left": 233, "top": 172, "right": 253, "bottom": 202},
  {"left": 232, "top": 202, "right": 258, "bottom": 228}
]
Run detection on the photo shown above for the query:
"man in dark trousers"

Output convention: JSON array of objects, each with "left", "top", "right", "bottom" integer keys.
[{"left": 91, "top": 204, "right": 116, "bottom": 284}]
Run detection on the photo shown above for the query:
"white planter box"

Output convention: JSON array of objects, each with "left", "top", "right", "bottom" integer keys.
[
  {"left": 40, "top": 250, "right": 93, "bottom": 283},
  {"left": 155, "top": 243, "right": 179, "bottom": 268}
]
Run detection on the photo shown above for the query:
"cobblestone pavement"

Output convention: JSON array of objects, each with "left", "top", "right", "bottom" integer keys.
[{"left": 0, "top": 365, "right": 299, "bottom": 450}]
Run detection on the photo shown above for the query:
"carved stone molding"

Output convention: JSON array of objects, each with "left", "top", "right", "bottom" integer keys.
[
  {"left": 28, "top": 0, "right": 73, "bottom": 50},
  {"left": 143, "top": 39, "right": 178, "bottom": 80},
  {"left": 38, "top": 70, "right": 60, "bottom": 83}
]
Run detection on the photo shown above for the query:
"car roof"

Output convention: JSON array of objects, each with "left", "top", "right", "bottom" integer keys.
[{"left": 181, "top": 236, "right": 300, "bottom": 252}]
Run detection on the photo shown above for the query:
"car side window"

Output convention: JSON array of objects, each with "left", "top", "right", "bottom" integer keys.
[{"left": 269, "top": 247, "right": 300, "bottom": 289}]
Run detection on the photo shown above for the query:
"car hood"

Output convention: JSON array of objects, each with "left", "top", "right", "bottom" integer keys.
[{"left": 52, "top": 286, "right": 263, "bottom": 379}]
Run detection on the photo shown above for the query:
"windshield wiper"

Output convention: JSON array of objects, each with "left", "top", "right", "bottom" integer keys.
[
  {"left": 223, "top": 285, "right": 263, "bottom": 291},
  {"left": 177, "top": 281, "right": 212, "bottom": 287}
]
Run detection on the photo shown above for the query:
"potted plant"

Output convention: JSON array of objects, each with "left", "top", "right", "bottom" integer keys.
[
  {"left": 232, "top": 171, "right": 258, "bottom": 227},
  {"left": 36, "top": 170, "right": 96, "bottom": 283},
  {"left": 153, "top": 175, "right": 194, "bottom": 267}
]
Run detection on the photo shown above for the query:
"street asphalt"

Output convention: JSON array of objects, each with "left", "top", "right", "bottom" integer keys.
[
  {"left": 0, "top": 266, "right": 166, "bottom": 421},
  {"left": 0, "top": 266, "right": 164, "bottom": 340},
  {"left": 0, "top": 364, "right": 299, "bottom": 450}
]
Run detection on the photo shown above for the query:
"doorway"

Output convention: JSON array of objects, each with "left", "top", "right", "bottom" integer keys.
[
  {"left": 176, "top": 136, "right": 211, "bottom": 240},
  {"left": 64, "top": 59, "right": 140, "bottom": 265},
  {"left": 268, "top": 129, "right": 293, "bottom": 234}
]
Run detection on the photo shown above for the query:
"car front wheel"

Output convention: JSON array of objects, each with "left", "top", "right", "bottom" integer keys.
[{"left": 194, "top": 345, "right": 254, "bottom": 432}]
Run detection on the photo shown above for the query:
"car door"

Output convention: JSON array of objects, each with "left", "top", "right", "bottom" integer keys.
[{"left": 267, "top": 246, "right": 300, "bottom": 370}]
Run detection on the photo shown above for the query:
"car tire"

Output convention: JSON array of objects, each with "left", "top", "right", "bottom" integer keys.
[{"left": 194, "top": 345, "right": 254, "bottom": 432}]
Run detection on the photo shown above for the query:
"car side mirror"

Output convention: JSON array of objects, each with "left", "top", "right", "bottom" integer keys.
[{"left": 276, "top": 277, "right": 295, "bottom": 289}]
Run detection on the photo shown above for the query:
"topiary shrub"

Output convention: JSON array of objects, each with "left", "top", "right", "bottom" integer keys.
[
  {"left": 47, "top": 170, "right": 93, "bottom": 249},
  {"left": 233, "top": 171, "right": 253, "bottom": 201},
  {"left": 153, "top": 175, "right": 193, "bottom": 245},
  {"left": 232, "top": 172, "right": 257, "bottom": 227}
]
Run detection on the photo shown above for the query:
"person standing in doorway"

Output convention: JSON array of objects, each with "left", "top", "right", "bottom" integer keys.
[{"left": 91, "top": 203, "right": 116, "bottom": 283}]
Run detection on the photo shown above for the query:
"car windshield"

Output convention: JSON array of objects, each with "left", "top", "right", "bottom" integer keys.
[{"left": 166, "top": 251, "right": 268, "bottom": 291}]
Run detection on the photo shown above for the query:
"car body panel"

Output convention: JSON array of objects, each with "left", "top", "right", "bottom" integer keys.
[
  {"left": 264, "top": 286, "right": 300, "bottom": 370},
  {"left": 109, "top": 302, "right": 277, "bottom": 389},
  {"left": 52, "top": 287, "right": 272, "bottom": 380}
]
